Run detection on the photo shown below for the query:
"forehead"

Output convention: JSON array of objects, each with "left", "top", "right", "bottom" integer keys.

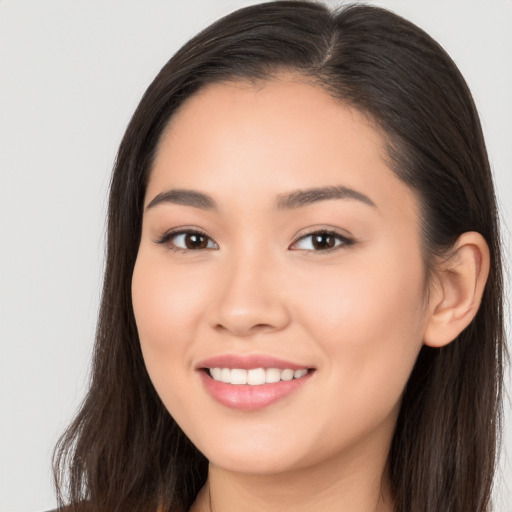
[
  {"left": 162, "top": 77, "right": 387, "bottom": 152},
  {"left": 147, "top": 77, "right": 419, "bottom": 223},
  {"left": 152, "top": 78, "right": 386, "bottom": 178}
]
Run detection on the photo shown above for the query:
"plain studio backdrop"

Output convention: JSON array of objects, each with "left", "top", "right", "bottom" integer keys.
[{"left": 0, "top": 1, "right": 510, "bottom": 511}]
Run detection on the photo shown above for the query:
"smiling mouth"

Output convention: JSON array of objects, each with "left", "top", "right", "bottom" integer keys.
[
  {"left": 199, "top": 362, "right": 314, "bottom": 410},
  {"left": 207, "top": 367, "right": 311, "bottom": 386}
]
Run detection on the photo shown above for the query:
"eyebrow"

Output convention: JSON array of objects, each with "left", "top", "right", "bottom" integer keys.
[
  {"left": 276, "top": 185, "right": 376, "bottom": 210},
  {"left": 146, "top": 189, "right": 217, "bottom": 211},
  {"left": 145, "top": 185, "right": 376, "bottom": 212}
]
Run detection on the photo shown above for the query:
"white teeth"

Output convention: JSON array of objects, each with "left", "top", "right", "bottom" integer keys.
[
  {"left": 208, "top": 367, "right": 309, "bottom": 385},
  {"left": 221, "top": 368, "right": 230, "bottom": 383},
  {"left": 247, "top": 368, "right": 266, "bottom": 385},
  {"left": 230, "top": 369, "right": 247, "bottom": 385},
  {"left": 294, "top": 369, "right": 308, "bottom": 379},
  {"left": 280, "top": 369, "right": 294, "bottom": 381},
  {"left": 265, "top": 368, "right": 281, "bottom": 383}
]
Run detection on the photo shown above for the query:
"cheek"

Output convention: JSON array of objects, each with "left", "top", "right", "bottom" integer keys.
[
  {"left": 283, "top": 254, "right": 427, "bottom": 455},
  {"left": 301, "top": 248, "right": 424, "bottom": 324},
  {"left": 131, "top": 250, "right": 213, "bottom": 382},
  {"left": 133, "top": 248, "right": 214, "bottom": 327},
  {"left": 297, "top": 248, "right": 427, "bottom": 400}
]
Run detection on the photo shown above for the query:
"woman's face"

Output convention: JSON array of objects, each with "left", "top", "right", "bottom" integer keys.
[{"left": 132, "top": 78, "right": 431, "bottom": 476}]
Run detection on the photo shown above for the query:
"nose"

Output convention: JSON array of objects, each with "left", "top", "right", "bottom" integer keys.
[{"left": 208, "top": 250, "right": 291, "bottom": 337}]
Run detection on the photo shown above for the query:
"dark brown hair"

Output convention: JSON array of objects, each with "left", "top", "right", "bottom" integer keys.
[{"left": 53, "top": 2, "right": 505, "bottom": 511}]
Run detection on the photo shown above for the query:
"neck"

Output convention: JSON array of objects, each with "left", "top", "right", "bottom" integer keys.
[{"left": 191, "top": 445, "right": 394, "bottom": 512}]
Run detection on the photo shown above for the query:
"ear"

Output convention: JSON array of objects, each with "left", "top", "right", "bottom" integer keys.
[{"left": 423, "top": 232, "right": 490, "bottom": 348}]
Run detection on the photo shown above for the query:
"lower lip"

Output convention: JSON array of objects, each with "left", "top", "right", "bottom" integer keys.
[{"left": 199, "top": 371, "right": 313, "bottom": 411}]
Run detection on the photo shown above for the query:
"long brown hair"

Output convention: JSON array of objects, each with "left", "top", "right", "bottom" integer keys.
[{"left": 53, "top": 2, "right": 505, "bottom": 511}]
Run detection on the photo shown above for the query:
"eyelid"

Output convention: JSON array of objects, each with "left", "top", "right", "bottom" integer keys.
[
  {"left": 289, "top": 227, "right": 356, "bottom": 252},
  {"left": 153, "top": 225, "right": 354, "bottom": 252},
  {"left": 154, "top": 227, "right": 219, "bottom": 251}
]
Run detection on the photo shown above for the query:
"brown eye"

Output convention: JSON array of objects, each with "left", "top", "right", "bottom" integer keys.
[
  {"left": 311, "top": 233, "right": 336, "bottom": 250},
  {"left": 291, "top": 230, "right": 355, "bottom": 252},
  {"left": 156, "top": 230, "right": 218, "bottom": 251},
  {"left": 183, "top": 232, "right": 209, "bottom": 249}
]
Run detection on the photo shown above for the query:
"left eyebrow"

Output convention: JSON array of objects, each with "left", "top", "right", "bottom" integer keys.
[{"left": 276, "top": 185, "right": 377, "bottom": 210}]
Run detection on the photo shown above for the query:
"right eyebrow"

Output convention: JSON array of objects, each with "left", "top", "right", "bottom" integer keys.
[{"left": 145, "top": 189, "right": 217, "bottom": 211}]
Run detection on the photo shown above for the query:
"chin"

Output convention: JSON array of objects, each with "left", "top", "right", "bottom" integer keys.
[
  {"left": 206, "top": 449, "right": 303, "bottom": 475},
  {"left": 190, "top": 425, "right": 329, "bottom": 476}
]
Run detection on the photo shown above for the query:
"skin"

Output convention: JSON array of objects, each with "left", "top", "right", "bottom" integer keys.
[{"left": 131, "top": 76, "right": 489, "bottom": 512}]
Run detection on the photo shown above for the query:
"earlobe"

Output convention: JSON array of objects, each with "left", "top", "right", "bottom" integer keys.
[{"left": 423, "top": 232, "right": 490, "bottom": 348}]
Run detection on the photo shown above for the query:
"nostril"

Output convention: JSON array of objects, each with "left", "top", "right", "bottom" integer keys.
[{"left": 213, "top": 320, "right": 280, "bottom": 337}]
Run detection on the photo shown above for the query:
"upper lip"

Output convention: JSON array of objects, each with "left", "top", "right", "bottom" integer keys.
[{"left": 197, "top": 354, "right": 312, "bottom": 371}]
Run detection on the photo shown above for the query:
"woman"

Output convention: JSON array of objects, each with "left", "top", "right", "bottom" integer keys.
[{"left": 52, "top": 2, "right": 505, "bottom": 511}]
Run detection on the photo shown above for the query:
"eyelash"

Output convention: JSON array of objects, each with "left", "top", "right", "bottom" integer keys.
[
  {"left": 291, "top": 230, "right": 355, "bottom": 252},
  {"left": 155, "top": 228, "right": 355, "bottom": 253},
  {"left": 155, "top": 229, "right": 218, "bottom": 253}
]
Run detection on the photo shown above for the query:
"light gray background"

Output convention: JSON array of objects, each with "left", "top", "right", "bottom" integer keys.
[{"left": 1, "top": 1, "right": 510, "bottom": 511}]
